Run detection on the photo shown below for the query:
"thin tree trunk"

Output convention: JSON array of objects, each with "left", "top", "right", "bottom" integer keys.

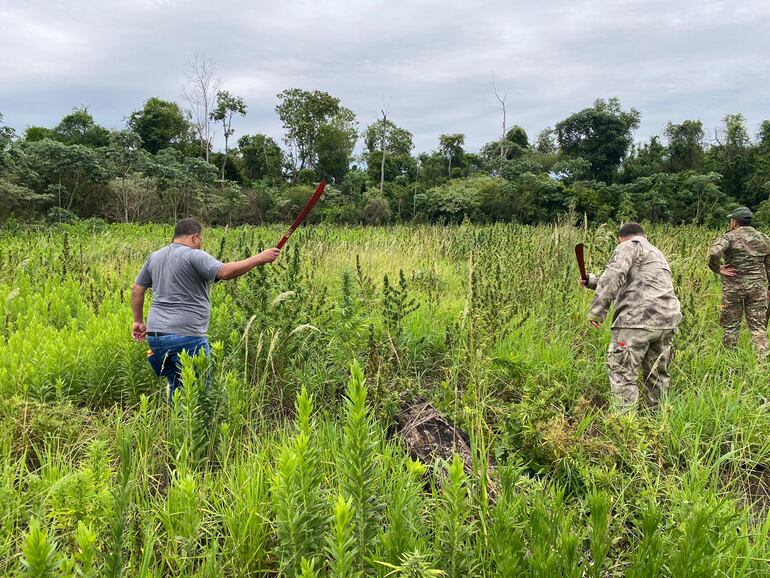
[
  {"left": 379, "top": 111, "right": 387, "bottom": 195},
  {"left": 494, "top": 82, "right": 507, "bottom": 159},
  {"left": 221, "top": 135, "right": 228, "bottom": 183}
]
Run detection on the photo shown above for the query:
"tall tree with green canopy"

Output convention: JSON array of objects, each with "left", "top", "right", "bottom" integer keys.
[
  {"left": 711, "top": 113, "right": 753, "bottom": 205},
  {"left": 555, "top": 97, "right": 640, "bottom": 182},
  {"left": 363, "top": 118, "right": 415, "bottom": 188},
  {"left": 438, "top": 133, "right": 465, "bottom": 177},
  {"left": 128, "top": 98, "right": 190, "bottom": 154},
  {"left": 275, "top": 88, "right": 357, "bottom": 179},
  {"left": 316, "top": 113, "right": 357, "bottom": 182},
  {"left": 748, "top": 120, "right": 770, "bottom": 201},
  {"left": 621, "top": 136, "right": 666, "bottom": 182},
  {"left": 23, "top": 126, "right": 58, "bottom": 142},
  {"left": 210, "top": 90, "right": 247, "bottom": 181},
  {"left": 54, "top": 107, "right": 110, "bottom": 147},
  {"left": 0, "top": 114, "right": 48, "bottom": 220},
  {"left": 482, "top": 125, "right": 530, "bottom": 163},
  {"left": 0, "top": 114, "right": 15, "bottom": 174},
  {"left": 105, "top": 130, "right": 146, "bottom": 222},
  {"left": 238, "top": 134, "right": 284, "bottom": 182},
  {"left": 24, "top": 139, "right": 108, "bottom": 213},
  {"left": 664, "top": 120, "right": 705, "bottom": 172}
]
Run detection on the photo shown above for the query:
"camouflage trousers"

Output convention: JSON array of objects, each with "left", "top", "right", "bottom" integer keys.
[
  {"left": 720, "top": 286, "right": 768, "bottom": 356},
  {"left": 607, "top": 328, "right": 675, "bottom": 411}
]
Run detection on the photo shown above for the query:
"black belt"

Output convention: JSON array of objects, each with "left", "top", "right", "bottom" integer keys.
[{"left": 147, "top": 332, "right": 174, "bottom": 337}]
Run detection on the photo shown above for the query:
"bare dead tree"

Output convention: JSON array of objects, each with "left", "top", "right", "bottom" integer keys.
[
  {"left": 379, "top": 105, "right": 389, "bottom": 195},
  {"left": 182, "top": 53, "right": 221, "bottom": 162},
  {"left": 492, "top": 78, "right": 507, "bottom": 159}
]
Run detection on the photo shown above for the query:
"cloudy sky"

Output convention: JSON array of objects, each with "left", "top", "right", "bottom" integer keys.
[{"left": 1, "top": 0, "right": 768, "bottom": 154}]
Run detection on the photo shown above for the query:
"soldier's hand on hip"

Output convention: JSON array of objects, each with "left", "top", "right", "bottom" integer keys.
[
  {"left": 719, "top": 265, "right": 737, "bottom": 277},
  {"left": 590, "top": 320, "right": 601, "bottom": 330}
]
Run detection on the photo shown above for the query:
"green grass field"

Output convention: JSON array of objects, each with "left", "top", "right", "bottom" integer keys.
[{"left": 1, "top": 221, "right": 768, "bottom": 576}]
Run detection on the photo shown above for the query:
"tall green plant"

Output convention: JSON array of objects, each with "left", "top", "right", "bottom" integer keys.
[
  {"left": 272, "top": 386, "right": 326, "bottom": 576},
  {"left": 340, "top": 361, "right": 382, "bottom": 573},
  {"left": 20, "top": 518, "right": 62, "bottom": 578}
]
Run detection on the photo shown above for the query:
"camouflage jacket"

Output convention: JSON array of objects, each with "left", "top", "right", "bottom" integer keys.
[
  {"left": 708, "top": 226, "right": 770, "bottom": 290},
  {"left": 586, "top": 236, "right": 682, "bottom": 329}
]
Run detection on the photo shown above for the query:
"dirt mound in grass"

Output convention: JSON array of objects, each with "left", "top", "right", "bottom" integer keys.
[{"left": 396, "top": 401, "right": 498, "bottom": 500}]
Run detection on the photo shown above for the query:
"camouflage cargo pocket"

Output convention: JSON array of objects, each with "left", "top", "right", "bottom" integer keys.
[{"left": 607, "top": 338, "right": 631, "bottom": 371}]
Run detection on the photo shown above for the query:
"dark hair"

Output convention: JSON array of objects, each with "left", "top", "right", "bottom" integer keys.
[
  {"left": 734, "top": 216, "right": 752, "bottom": 226},
  {"left": 173, "top": 218, "right": 202, "bottom": 238},
  {"left": 618, "top": 222, "right": 645, "bottom": 238}
]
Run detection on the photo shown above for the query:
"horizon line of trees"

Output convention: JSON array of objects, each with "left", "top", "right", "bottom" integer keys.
[{"left": 1, "top": 57, "right": 769, "bottom": 228}]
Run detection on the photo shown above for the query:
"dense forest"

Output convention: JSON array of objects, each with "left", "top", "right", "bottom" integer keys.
[{"left": 2, "top": 75, "right": 769, "bottom": 227}]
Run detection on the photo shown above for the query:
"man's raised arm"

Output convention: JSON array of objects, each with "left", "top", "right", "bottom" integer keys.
[{"left": 216, "top": 248, "right": 281, "bottom": 281}]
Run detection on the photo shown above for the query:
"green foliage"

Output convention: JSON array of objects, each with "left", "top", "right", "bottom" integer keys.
[
  {"left": 423, "top": 178, "right": 482, "bottom": 222},
  {"left": 238, "top": 133, "right": 284, "bottom": 182},
  {"left": 325, "top": 494, "right": 358, "bottom": 577},
  {"left": 587, "top": 491, "right": 611, "bottom": 578},
  {"left": 340, "top": 361, "right": 382, "bottom": 573},
  {"left": 556, "top": 97, "right": 641, "bottom": 182},
  {"left": 362, "top": 196, "right": 391, "bottom": 225},
  {"left": 128, "top": 97, "right": 191, "bottom": 154},
  {"left": 210, "top": 90, "right": 247, "bottom": 181},
  {"left": 665, "top": 120, "right": 705, "bottom": 172},
  {"left": 272, "top": 386, "right": 326, "bottom": 576},
  {"left": 170, "top": 350, "right": 223, "bottom": 470},
  {"left": 436, "top": 455, "right": 474, "bottom": 578},
  {"left": 0, "top": 223, "right": 769, "bottom": 575},
  {"left": 54, "top": 107, "right": 110, "bottom": 147},
  {"left": 104, "top": 434, "right": 132, "bottom": 578},
  {"left": 4, "top": 98, "right": 770, "bottom": 225},
  {"left": 438, "top": 133, "right": 465, "bottom": 177},
  {"left": 275, "top": 88, "right": 357, "bottom": 178},
  {"left": 20, "top": 518, "right": 62, "bottom": 578},
  {"left": 382, "top": 270, "right": 419, "bottom": 335},
  {"left": 364, "top": 119, "right": 416, "bottom": 184}
]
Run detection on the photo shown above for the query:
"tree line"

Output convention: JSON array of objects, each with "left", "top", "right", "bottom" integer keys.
[{"left": 1, "top": 64, "right": 769, "bottom": 227}]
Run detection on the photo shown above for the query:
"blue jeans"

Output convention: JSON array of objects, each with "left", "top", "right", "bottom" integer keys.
[{"left": 146, "top": 334, "right": 210, "bottom": 403}]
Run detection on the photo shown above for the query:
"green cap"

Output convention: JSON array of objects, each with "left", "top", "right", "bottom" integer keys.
[{"left": 728, "top": 206, "right": 753, "bottom": 221}]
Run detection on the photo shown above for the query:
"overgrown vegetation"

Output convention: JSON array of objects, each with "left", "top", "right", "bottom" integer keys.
[
  {"left": 1, "top": 221, "right": 769, "bottom": 575},
  {"left": 2, "top": 91, "right": 769, "bottom": 227}
]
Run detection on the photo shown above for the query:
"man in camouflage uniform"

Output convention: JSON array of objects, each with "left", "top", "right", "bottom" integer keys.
[
  {"left": 580, "top": 223, "right": 682, "bottom": 411},
  {"left": 707, "top": 206, "right": 770, "bottom": 356}
]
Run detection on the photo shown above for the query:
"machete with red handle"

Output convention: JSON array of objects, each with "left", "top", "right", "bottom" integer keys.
[
  {"left": 276, "top": 179, "right": 327, "bottom": 249},
  {"left": 575, "top": 243, "right": 588, "bottom": 283}
]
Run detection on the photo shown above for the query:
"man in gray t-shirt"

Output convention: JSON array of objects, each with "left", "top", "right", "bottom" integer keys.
[{"left": 132, "top": 218, "right": 279, "bottom": 401}]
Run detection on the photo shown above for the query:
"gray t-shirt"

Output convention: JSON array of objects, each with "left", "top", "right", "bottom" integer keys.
[{"left": 135, "top": 243, "right": 224, "bottom": 336}]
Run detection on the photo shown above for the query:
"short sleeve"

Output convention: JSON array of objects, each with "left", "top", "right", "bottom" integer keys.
[
  {"left": 135, "top": 257, "right": 153, "bottom": 287},
  {"left": 188, "top": 250, "right": 224, "bottom": 281}
]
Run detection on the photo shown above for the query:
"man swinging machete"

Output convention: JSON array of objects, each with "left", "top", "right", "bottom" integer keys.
[
  {"left": 131, "top": 219, "right": 280, "bottom": 402},
  {"left": 577, "top": 222, "right": 682, "bottom": 412},
  {"left": 131, "top": 180, "right": 325, "bottom": 403}
]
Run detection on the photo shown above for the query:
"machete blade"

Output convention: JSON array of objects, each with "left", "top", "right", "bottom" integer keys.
[{"left": 575, "top": 243, "right": 588, "bottom": 282}]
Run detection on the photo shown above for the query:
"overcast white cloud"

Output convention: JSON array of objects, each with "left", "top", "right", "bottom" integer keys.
[{"left": 1, "top": 0, "right": 768, "bottom": 154}]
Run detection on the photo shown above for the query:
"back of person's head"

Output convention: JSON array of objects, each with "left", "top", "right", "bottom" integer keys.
[
  {"left": 618, "top": 222, "right": 645, "bottom": 239},
  {"left": 174, "top": 218, "right": 202, "bottom": 239},
  {"left": 728, "top": 206, "right": 753, "bottom": 227}
]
